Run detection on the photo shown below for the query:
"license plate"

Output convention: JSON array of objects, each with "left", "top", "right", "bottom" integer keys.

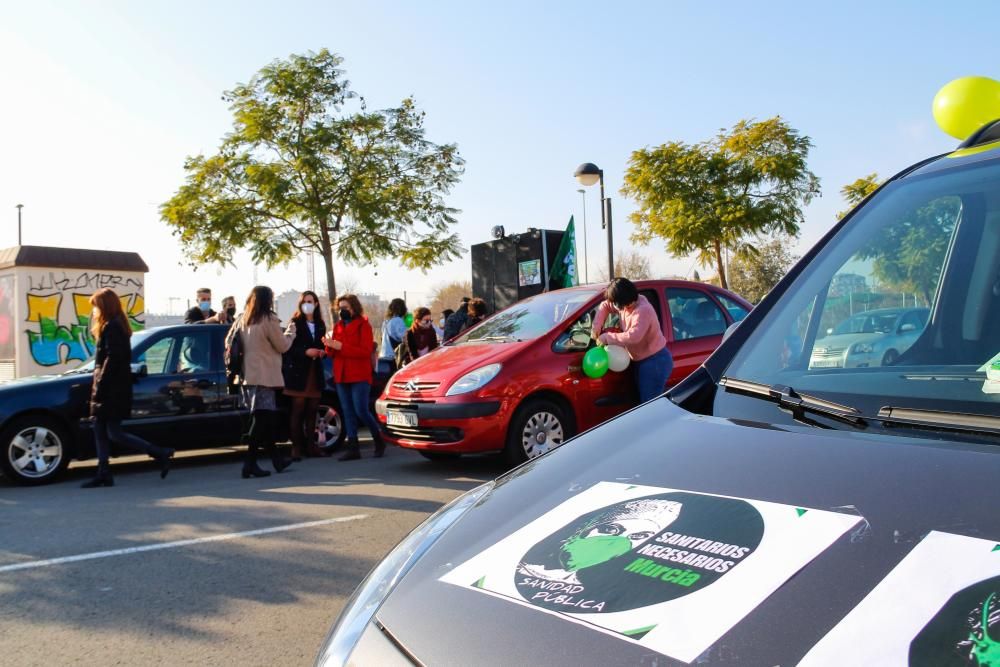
[{"left": 387, "top": 410, "right": 418, "bottom": 427}]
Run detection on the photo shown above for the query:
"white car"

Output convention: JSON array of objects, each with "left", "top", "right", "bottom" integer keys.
[{"left": 809, "top": 307, "right": 928, "bottom": 368}]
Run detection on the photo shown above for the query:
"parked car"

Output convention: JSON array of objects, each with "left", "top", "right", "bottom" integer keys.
[
  {"left": 317, "top": 122, "right": 1000, "bottom": 665},
  {"left": 376, "top": 280, "right": 752, "bottom": 465},
  {"left": 0, "top": 323, "right": 387, "bottom": 485},
  {"left": 809, "top": 307, "right": 929, "bottom": 368}
]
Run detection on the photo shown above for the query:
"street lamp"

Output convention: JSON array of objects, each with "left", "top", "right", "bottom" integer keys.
[
  {"left": 15, "top": 204, "right": 23, "bottom": 246},
  {"left": 574, "top": 163, "right": 613, "bottom": 280},
  {"left": 576, "top": 189, "right": 589, "bottom": 283}
]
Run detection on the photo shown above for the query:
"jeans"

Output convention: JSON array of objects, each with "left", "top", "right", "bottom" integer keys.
[
  {"left": 634, "top": 347, "right": 674, "bottom": 404},
  {"left": 93, "top": 416, "right": 168, "bottom": 470},
  {"left": 335, "top": 382, "right": 380, "bottom": 439}
]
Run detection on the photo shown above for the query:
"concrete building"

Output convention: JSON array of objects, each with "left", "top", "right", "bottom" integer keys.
[{"left": 0, "top": 246, "right": 148, "bottom": 379}]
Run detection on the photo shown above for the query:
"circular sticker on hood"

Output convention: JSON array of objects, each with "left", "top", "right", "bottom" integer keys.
[
  {"left": 910, "top": 575, "right": 1000, "bottom": 666},
  {"left": 515, "top": 491, "right": 764, "bottom": 614}
]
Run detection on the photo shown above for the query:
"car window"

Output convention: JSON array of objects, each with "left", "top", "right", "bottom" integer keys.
[
  {"left": 451, "top": 288, "right": 601, "bottom": 345},
  {"left": 138, "top": 337, "right": 174, "bottom": 375},
  {"left": 716, "top": 293, "right": 749, "bottom": 322},
  {"left": 666, "top": 288, "right": 727, "bottom": 340},
  {"left": 554, "top": 307, "right": 620, "bottom": 353},
  {"left": 177, "top": 332, "right": 213, "bottom": 373},
  {"left": 720, "top": 155, "right": 999, "bottom": 432}
]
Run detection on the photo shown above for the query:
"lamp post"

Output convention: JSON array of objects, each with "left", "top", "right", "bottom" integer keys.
[
  {"left": 576, "top": 188, "right": 589, "bottom": 283},
  {"left": 574, "top": 163, "right": 613, "bottom": 280},
  {"left": 15, "top": 204, "right": 23, "bottom": 246}
]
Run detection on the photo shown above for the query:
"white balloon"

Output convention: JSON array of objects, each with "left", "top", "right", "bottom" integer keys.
[{"left": 606, "top": 345, "right": 630, "bottom": 372}]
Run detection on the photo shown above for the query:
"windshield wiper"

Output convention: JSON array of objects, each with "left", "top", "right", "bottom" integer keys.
[
  {"left": 876, "top": 406, "right": 1000, "bottom": 438},
  {"left": 472, "top": 335, "right": 522, "bottom": 343},
  {"left": 720, "top": 376, "right": 867, "bottom": 429}
]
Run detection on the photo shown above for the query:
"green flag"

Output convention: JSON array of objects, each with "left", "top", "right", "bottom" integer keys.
[{"left": 549, "top": 216, "right": 578, "bottom": 289}]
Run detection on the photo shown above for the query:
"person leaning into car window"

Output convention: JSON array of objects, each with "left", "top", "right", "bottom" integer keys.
[
  {"left": 226, "top": 286, "right": 296, "bottom": 478},
  {"left": 81, "top": 288, "right": 175, "bottom": 488},
  {"left": 282, "top": 290, "right": 327, "bottom": 461},
  {"left": 461, "top": 298, "right": 489, "bottom": 333},
  {"left": 592, "top": 277, "right": 674, "bottom": 404}
]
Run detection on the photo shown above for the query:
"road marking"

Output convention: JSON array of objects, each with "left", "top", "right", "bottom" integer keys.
[{"left": 0, "top": 514, "right": 368, "bottom": 574}]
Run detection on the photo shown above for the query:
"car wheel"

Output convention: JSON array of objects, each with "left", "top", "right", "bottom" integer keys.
[
  {"left": 504, "top": 398, "right": 573, "bottom": 467},
  {"left": 315, "top": 405, "right": 346, "bottom": 454},
  {"left": 0, "top": 416, "right": 71, "bottom": 486},
  {"left": 418, "top": 451, "right": 461, "bottom": 462},
  {"left": 881, "top": 349, "right": 899, "bottom": 366}
]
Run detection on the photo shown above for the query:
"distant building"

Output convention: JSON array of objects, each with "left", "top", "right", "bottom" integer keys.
[{"left": 0, "top": 245, "right": 148, "bottom": 379}]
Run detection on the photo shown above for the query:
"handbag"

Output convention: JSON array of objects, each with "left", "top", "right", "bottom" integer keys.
[{"left": 224, "top": 317, "right": 245, "bottom": 385}]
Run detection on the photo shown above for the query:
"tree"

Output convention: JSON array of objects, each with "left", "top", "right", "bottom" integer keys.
[
  {"left": 621, "top": 117, "right": 820, "bottom": 289},
  {"left": 596, "top": 250, "right": 653, "bottom": 282},
  {"left": 726, "top": 236, "right": 799, "bottom": 304},
  {"left": 160, "top": 50, "right": 464, "bottom": 319},
  {"left": 838, "top": 173, "right": 880, "bottom": 219},
  {"left": 428, "top": 280, "right": 472, "bottom": 317}
]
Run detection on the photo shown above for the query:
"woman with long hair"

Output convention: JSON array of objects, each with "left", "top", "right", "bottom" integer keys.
[
  {"left": 404, "top": 306, "right": 439, "bottom": 361},
  {"left": 377, "top": 298, "right": 408, "bottom": 375},
  {"left": 82, "top": 288, "right": 174, "bottom": 488},
  {"left": 282, "top": 291, "right": 327, "bottom": 460},
  {"left": 323, "top": 294, "right": 386, "bottom": 461},
  {"left": 226, "top": 286, "right": 296, "bottom": 478}
]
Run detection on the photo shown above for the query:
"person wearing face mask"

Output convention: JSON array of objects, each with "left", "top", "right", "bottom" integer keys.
[
  {"left": 184, "top": 288, "right": 230, "bottom": 325},
  {"left": 436, "top": 308, "right": 454, "bottom": 342},
  {"left": 322, "top": 294, "right": 386, "bottom": 461},
  {"left": 591, "top": 277, "right": 673, "bottom": 404},
  {"left": 221, "top": 295, "right": 237, "bottom": 324},
  {"left": 404, "top": 307, "right": 439, "bottom": 361},
  {"left": 282, "top": 291, "right": 327, "bottom": 460}
]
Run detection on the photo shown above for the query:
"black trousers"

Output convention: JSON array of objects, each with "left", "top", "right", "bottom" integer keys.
[{"left": 93, "top": 416, "right": 168, "bottom": 472}]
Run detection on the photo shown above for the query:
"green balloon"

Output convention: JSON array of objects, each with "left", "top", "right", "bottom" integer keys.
[
  {"left": 582, "top": 346, "right": 609, "bottom": 378},
  {"left": 404, "top": 313, "right": 414, "bottom": 327}
]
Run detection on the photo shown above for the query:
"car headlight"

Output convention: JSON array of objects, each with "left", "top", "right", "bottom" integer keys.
[
  {"left": 445, "top": 363, "right": 502, "bottom": 397},
  {"left": 315, "top": 482, "right": 493, "bottom": 666},
  {"left": 850, "top": 343, "right": 874, "bottom": 354}
]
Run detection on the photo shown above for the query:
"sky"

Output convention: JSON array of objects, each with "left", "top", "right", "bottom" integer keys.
[{"left": 0, "top": 0, "right": 995, "bottom": 314}]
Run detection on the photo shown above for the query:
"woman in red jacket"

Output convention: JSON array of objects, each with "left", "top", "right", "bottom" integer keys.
[{"left": 323, "top": 294, "right": 386, "bottom": 461}]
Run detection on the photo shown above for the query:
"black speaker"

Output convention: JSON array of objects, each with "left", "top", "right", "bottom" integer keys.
[{"left": 471, "top": 228, "right": 566, "bottom": 313}]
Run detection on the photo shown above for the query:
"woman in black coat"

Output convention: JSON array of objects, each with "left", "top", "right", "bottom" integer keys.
[
  {"left": 282, "top": 291, "right": 328, "bottom": 460},
  {"left": 82, "top": 288, "right": 174, "bottom": 488}
]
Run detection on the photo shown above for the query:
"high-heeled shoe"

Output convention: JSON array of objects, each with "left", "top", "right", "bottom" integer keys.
[
  {"left": 272, "top": 456, "right": 293, "bottom": 473},
  {"left": 81, "top": 474, "right": 114, "bottom": 488},
  {"left": 241, "top": 464, "right": 271, "bottom": 479}
]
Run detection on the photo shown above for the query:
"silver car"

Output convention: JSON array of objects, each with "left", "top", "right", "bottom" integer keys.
[{"left": 809, "top": 307, "right": 928, "bottom": 368}]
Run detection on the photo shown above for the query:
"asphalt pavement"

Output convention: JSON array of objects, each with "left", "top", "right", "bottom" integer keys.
[{"left": 0, "top": 437, "right": 504, "bottom": 666}]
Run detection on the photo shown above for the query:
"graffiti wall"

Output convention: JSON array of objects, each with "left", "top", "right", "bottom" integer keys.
[{"left": 15, "top": 269, "right": 145, "bottom": 377}]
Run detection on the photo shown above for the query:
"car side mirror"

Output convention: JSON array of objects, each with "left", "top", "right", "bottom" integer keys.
[
  {"left": 131, "top": 363, "right": 148, "bottom": 378},
  {"left": 899, "top": 323, "right": 917, "bottom": 333},
  {"left": 571, "top": 331, "right": 592, "bottom": 347}
]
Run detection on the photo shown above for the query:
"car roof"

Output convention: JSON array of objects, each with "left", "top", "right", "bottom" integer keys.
[{"left": 902, "top": 137, "right": 1000, "bottom": 180}]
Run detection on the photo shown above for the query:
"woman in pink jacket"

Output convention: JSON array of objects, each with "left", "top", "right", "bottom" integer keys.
[{"left": 592, "top": 277, "right": 673, "bottom": 403}]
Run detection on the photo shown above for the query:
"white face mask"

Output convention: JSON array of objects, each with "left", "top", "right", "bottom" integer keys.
[{"left": 301, "top": 303, "right": 315, "bottom": 316}]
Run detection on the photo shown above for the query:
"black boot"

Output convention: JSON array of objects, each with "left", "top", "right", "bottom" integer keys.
[
  {"left": 261, "top": 410, "right": 292, "bottom": 473},
  {"left": 242, "top": 416, "right": 270, "bottom": 478},
  {"left": 338, "top": 437, "right": 361, "bottom": 461},
  {"left": 158, "top": 448, "right": 175, "bottom": 480},
  {"left": 82, "top": 465, "right": 114, "bottom": 488},
  {"left": 371, "top": 427, "right": 387, "bottom": 459}
]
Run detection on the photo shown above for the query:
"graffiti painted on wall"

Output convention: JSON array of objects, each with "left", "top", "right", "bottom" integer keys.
[
  {"left": 23, "top": 271, "right": 145, "bottom": 367},
  {"left": 0, "top": 275, "right": 13, "bottom": 360}
]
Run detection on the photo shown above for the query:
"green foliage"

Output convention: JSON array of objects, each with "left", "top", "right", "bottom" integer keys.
[
  {"left": 837, "top": 173, "right": 880, "bottom": 219},
  {"left": 726, "top": 236, "right": 799, "bottom": 304},
  {"left": 621, "top": 117, "right": 819, "bottom": 289},
  {"left": 160, "top": 49, "right": 464, "bottom": 309}
]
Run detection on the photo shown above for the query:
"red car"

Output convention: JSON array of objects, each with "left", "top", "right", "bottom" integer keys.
[{"left": 375, "top": 280, "right": 751, "bottom": 465}]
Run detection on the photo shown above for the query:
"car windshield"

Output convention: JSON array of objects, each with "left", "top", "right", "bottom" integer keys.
[
  {"left": 449, "top": 289, "right": 601, "bottom": 344},
  {"left": 62, "top": 328, "right": 159, "bottom": 374},
  {"left": 718, "top": 151, "right": 1000, "bottom": 439}
]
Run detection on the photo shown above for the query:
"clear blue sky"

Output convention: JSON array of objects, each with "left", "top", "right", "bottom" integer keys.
[{"left": 1, "top": 0, "right": 995, "bottom": 312}]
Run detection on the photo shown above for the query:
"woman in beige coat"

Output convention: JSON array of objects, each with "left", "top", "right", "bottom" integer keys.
[{"left": 226, "top": 286, "right": 296, "bottom": 478}]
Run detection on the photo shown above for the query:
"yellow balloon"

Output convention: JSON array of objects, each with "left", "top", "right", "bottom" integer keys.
[{"left": 932, "top": 76, "right": 1000, "bottom": 140}]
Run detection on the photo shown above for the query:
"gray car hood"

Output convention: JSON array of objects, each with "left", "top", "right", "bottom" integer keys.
[{"left": 374, "top": 398, "right": 1000, "bottom": 665}]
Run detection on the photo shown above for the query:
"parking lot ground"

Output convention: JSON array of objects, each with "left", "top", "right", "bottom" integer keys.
[{"left": 0, "top": 438, "right": 504, "bottom": 666}]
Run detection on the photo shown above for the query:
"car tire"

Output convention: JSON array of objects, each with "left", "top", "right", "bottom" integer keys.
[
  {"left": 0, "top": 415, "right": 72, "bottom": 486},
  {"left": 504, "top": 398, "right": 573, "bottom": 468},
  {"left": 418, "top": 451, "right": 461, "bottom": 462},
  {"left": 881, "top": 349, "right": 899, "bottom": 366},
  {"left": 315, "top": 405, "right": 346, "bottom": 454}
]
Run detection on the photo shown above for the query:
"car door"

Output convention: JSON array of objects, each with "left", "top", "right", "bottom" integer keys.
[
  {"left": 664, "top": 287, "right": 729, "bottom": 384},
  {"left": 125, "top": 329, "right": 228, "bottom": 448}
]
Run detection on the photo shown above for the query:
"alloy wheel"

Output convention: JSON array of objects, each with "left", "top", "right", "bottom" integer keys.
[{"left": 8, "top": 426, "right": 63, "bottom": 479}]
